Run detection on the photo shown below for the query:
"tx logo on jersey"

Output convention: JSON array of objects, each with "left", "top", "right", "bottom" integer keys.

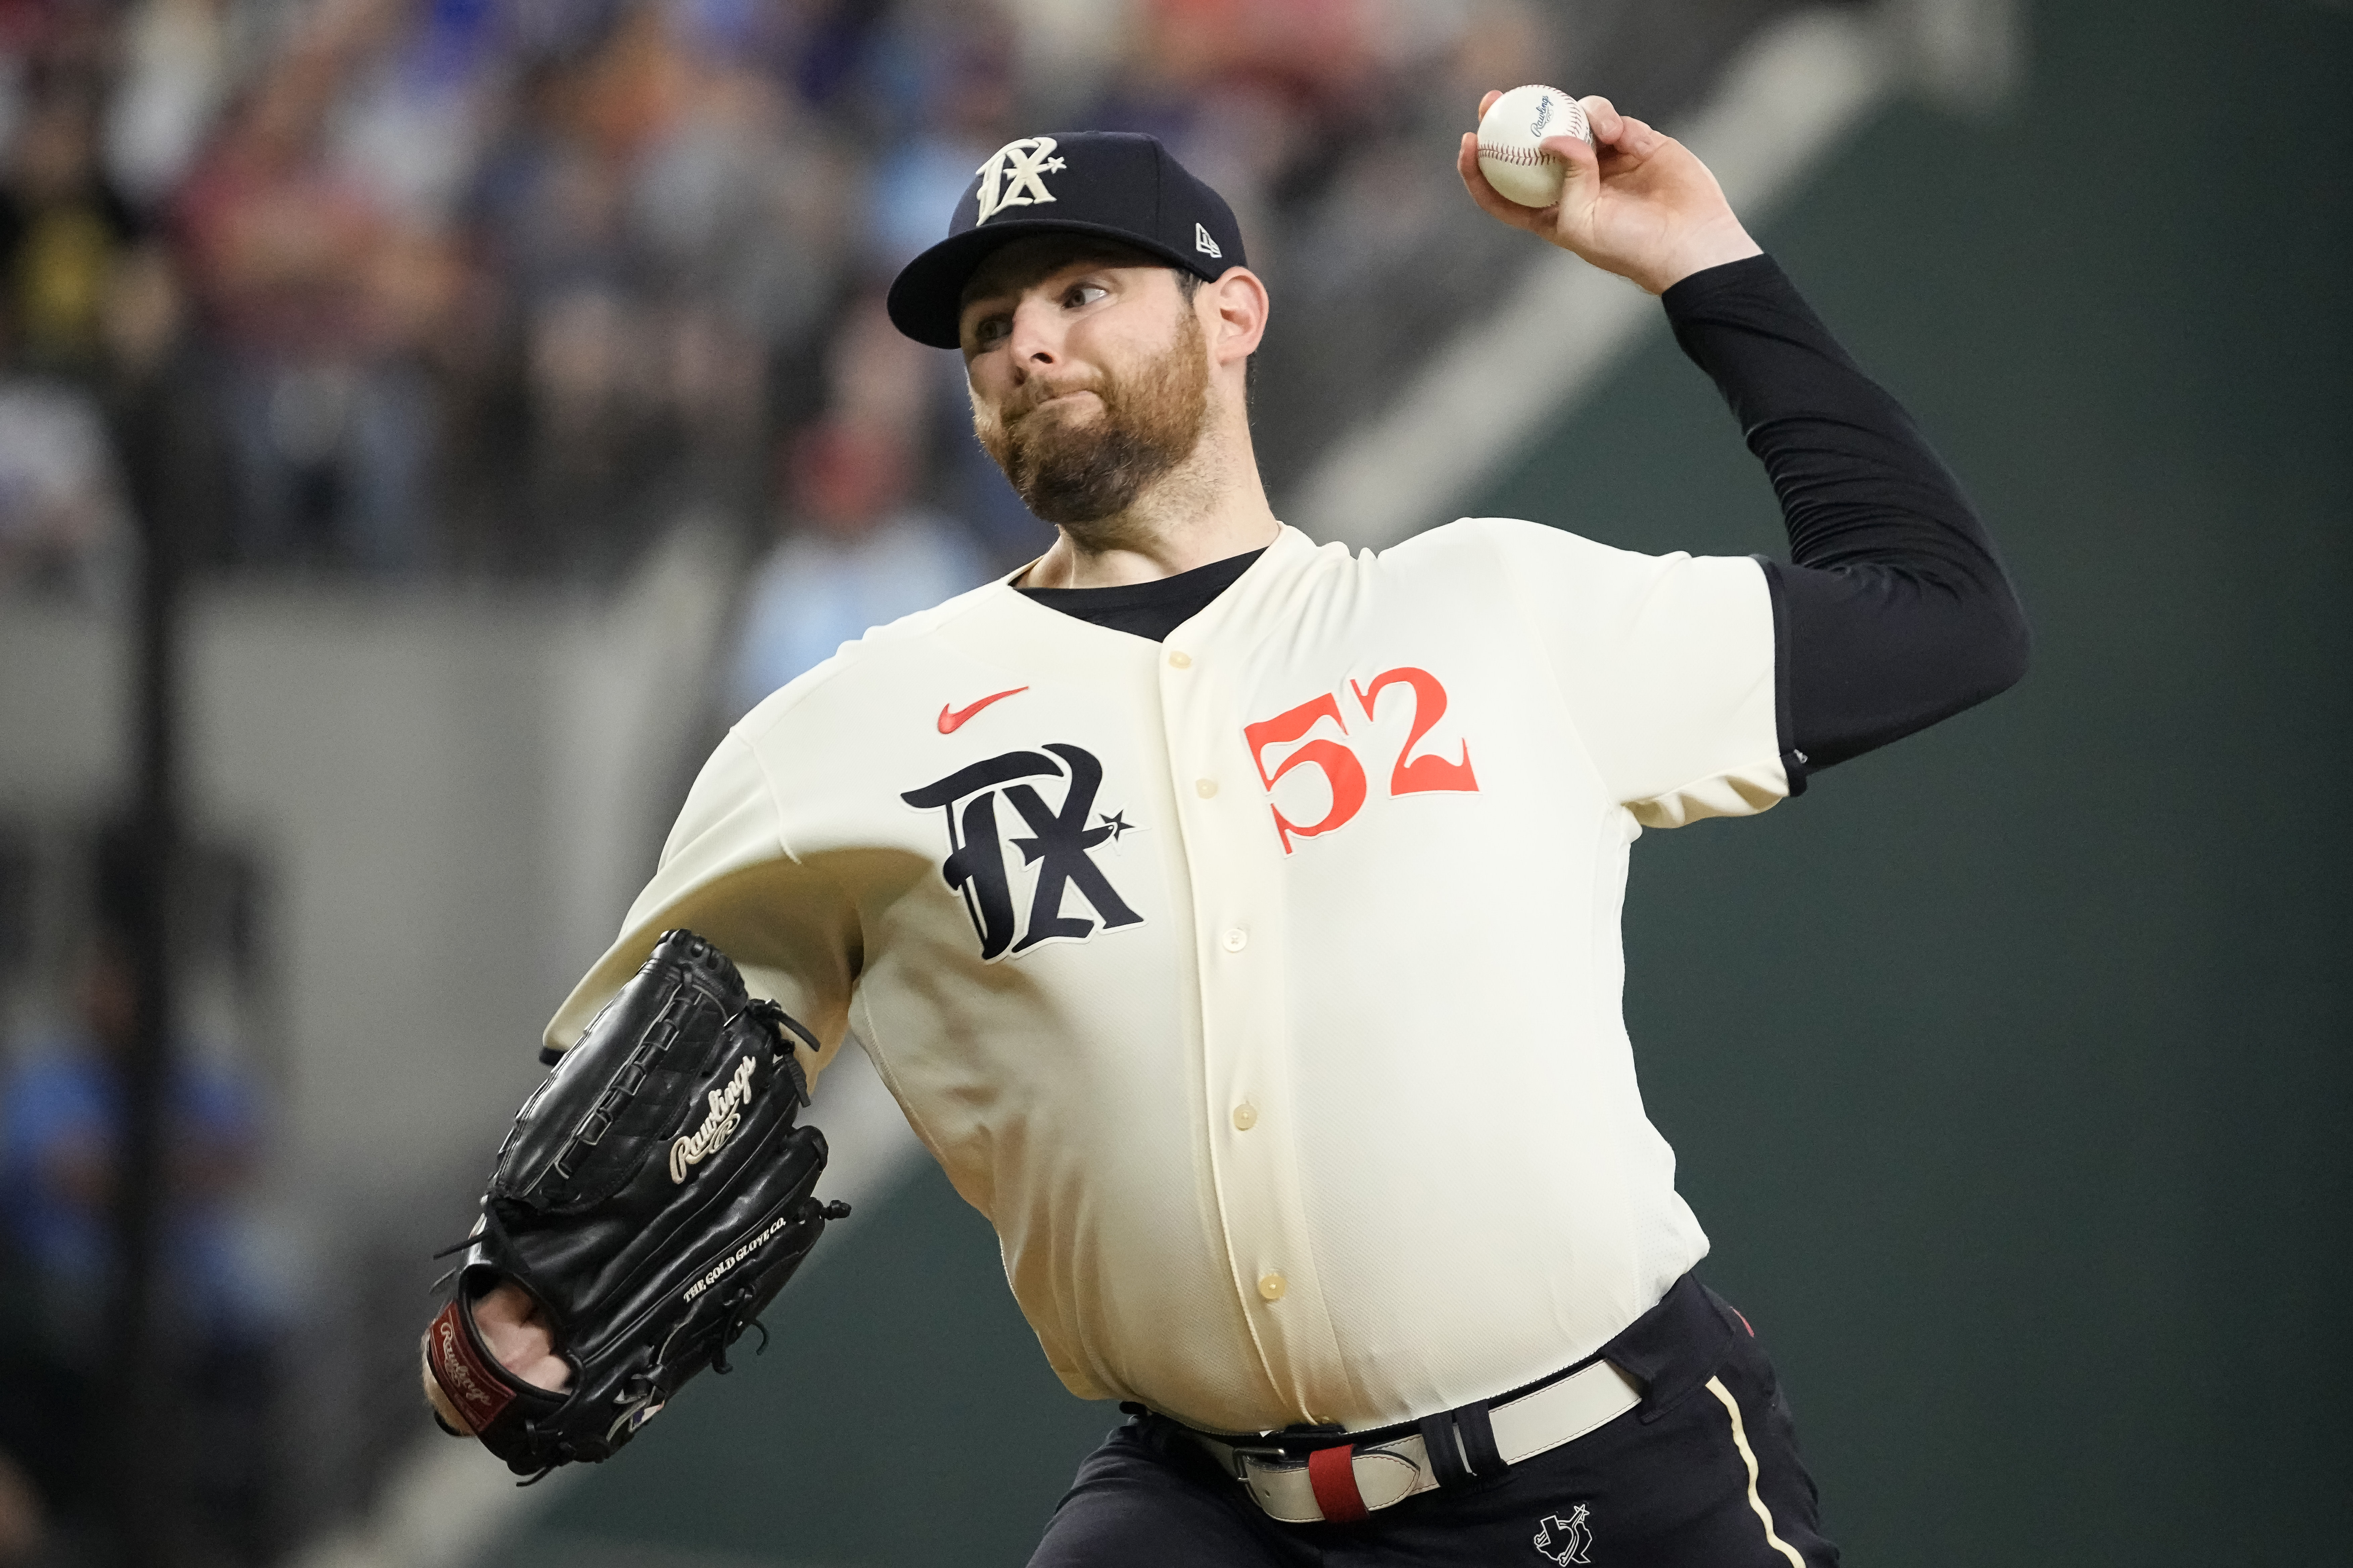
[
  {"left": 973, "top": 136, "right": 1066, "bottom": 223},
  {"left": 902, "top": 743, "right": 1142, "bottom": 961},
  {"left": 1533, "top": 1505, "right": 1593, "bottom": 1565}
]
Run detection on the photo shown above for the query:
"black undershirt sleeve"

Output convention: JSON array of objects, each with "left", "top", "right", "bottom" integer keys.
[{"left": 1662, "top": 254, "right": 2030, "bottom": 781}]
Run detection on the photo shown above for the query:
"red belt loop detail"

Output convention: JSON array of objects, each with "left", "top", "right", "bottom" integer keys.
[{"left": 1307, "top": 1443, "right": 1368, "bottom": 1522}]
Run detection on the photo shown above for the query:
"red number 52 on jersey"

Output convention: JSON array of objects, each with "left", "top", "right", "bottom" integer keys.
[{"left": 1242, "top": 667, "right": 1478, "bottom": 854}]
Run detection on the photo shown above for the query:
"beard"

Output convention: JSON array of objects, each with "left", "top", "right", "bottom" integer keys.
[{"left": 975, "top": 304, "right": 1211, "bottom": 531}]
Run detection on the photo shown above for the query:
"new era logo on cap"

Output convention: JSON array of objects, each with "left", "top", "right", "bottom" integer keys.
[{"left": 885, "top": 131, "right": 1249, "bottom": 348}]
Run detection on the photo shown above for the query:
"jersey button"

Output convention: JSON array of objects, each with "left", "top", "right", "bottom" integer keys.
[
  {"left": 1195, "top": 779, "right": 1218, "bottom": 798},
  {"left": 1231, "top": 1102, "right": 1258, "bottom": 1131},
  {"left": 1257, "top": 1272, "right": 1287, "bottom": 1302},
  {"left": 1222, "top": 928, "right": 1248, "bottom": 952},
  {"left": 1168, "top": 650, "right": 1192, "bottom": 669}
]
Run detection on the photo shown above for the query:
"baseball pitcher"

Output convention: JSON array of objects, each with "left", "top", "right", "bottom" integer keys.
[{"left": 424, "top": 94, "right": 2026, "bottom": 1566}]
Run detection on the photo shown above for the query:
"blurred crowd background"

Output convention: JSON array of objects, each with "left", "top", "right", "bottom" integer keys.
[{"left": 0, "top": 0, "right": 1617, "bottom": 616}]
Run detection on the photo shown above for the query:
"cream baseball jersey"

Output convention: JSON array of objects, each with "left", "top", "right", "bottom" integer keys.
[{"left": 544, "top": 519, "right": 1788, "bottom": 1436}]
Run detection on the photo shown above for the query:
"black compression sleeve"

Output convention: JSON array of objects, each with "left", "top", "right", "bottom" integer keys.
[{"left": 1662, "top": 255, "right": 2029, "bottom": 778}]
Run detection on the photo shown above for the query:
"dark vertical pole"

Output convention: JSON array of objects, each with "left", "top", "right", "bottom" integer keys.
[{"left": 108, "top": 394, "right": 184, "bottom": 1565}]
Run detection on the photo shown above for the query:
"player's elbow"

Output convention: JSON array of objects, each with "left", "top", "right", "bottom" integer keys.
[
  {"left": 1971, "top": 574, "right": 2032, "bottom": 702},
  {"left": 1918, "top": 579, "right": 2031, "bottom": 724},
  {"left": 1916, "top": 556, "right": 2033, "bottom": 710}
]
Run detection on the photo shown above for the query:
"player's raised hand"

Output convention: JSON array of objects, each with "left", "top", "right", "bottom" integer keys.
[{"left": 1457, "top": 91, "right": 1761, "bottom": 294}]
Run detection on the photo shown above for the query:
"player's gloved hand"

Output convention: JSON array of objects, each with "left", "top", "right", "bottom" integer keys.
[
  {"left": 420, "top": 1283, "right": 570, "bottom": 1436},
  {"left": 1456, "top": 91, "right": 1762, "bottom": 294},
  {"left": 418, "top": 930, "right": 848, "bottom": 1476}
]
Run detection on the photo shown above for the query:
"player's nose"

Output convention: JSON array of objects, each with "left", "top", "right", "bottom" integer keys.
[{"left": 1004, "top": 295, "right": 1065, "bottom": 373}]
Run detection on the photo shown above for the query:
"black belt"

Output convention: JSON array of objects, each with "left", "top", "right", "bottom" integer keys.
[{"left": 1147, "top": 1273, "right": 1738, "bottom": 1524}]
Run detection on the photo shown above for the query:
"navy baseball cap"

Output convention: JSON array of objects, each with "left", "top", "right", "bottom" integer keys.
[{"left": 886, "top": 132, "right": 1247, "bottom": 350}]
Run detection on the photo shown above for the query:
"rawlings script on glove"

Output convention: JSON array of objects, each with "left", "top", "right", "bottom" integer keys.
[{"left": 421, "top": 929, "right": 848, "bottom": 1477}]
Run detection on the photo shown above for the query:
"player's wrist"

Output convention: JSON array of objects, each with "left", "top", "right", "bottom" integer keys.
[
  {"left": 1638, "top": 219, "right": 1763, "bottom": 295},
  {"left": 421, "top": 1332, "right": 479, "bottom": 1436}
]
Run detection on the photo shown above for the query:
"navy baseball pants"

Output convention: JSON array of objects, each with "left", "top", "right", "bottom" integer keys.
[{"left": 1030, "top": 1275, "right": 1839, "bottom": 1567}]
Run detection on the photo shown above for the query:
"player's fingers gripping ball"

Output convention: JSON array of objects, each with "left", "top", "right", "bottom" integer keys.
[{"left": 1476, "top": 84, "right": 1594, "bottom": 208}]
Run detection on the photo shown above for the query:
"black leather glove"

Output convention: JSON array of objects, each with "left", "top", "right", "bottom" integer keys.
[{"left": 423, "top": 929, "right": 847, "bottom": 1477}]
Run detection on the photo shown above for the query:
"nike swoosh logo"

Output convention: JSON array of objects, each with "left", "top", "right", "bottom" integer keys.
[{"left": 938, "top": 686, "right": 1030, "bottom": 734}]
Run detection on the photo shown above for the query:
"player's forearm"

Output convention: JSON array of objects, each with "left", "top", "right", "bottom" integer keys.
[
  {"left": 1663, "top": 256, "right": 2002, "bottom": 584},
  {"left": 1663, "top": 255, "right": 2029, "bottom": 772}
]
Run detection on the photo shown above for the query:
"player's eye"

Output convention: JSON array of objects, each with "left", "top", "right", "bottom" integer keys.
[
  {"left": 1063, "top": 283, "right": 1109, "bottom": 310},
  {"left": 970, "top": 314, "right": 1011, "bottom": 349}
]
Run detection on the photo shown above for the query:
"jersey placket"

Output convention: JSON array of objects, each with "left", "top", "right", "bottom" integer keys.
[{"left": 1160, "top": 602, "right": 1354, "bottom": 1427}]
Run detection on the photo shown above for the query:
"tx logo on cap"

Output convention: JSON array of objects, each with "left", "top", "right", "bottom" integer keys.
[{"left": 974, "top": 137, "right": 1067, "bottom": 224}]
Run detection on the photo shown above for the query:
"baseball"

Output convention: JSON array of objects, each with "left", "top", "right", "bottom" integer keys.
[{"left": 1476, "top": 84, "right": 1592, "bottom": 208}]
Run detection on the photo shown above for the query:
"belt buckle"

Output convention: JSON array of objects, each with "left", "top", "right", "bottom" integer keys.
[{"left": 1221, "top": 1439, "right": 1305, "bottom": 1482}]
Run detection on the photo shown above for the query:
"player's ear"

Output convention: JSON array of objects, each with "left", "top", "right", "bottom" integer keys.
[{"left": 1206, "top": 267, "right": 1268, "bottom": 366}]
